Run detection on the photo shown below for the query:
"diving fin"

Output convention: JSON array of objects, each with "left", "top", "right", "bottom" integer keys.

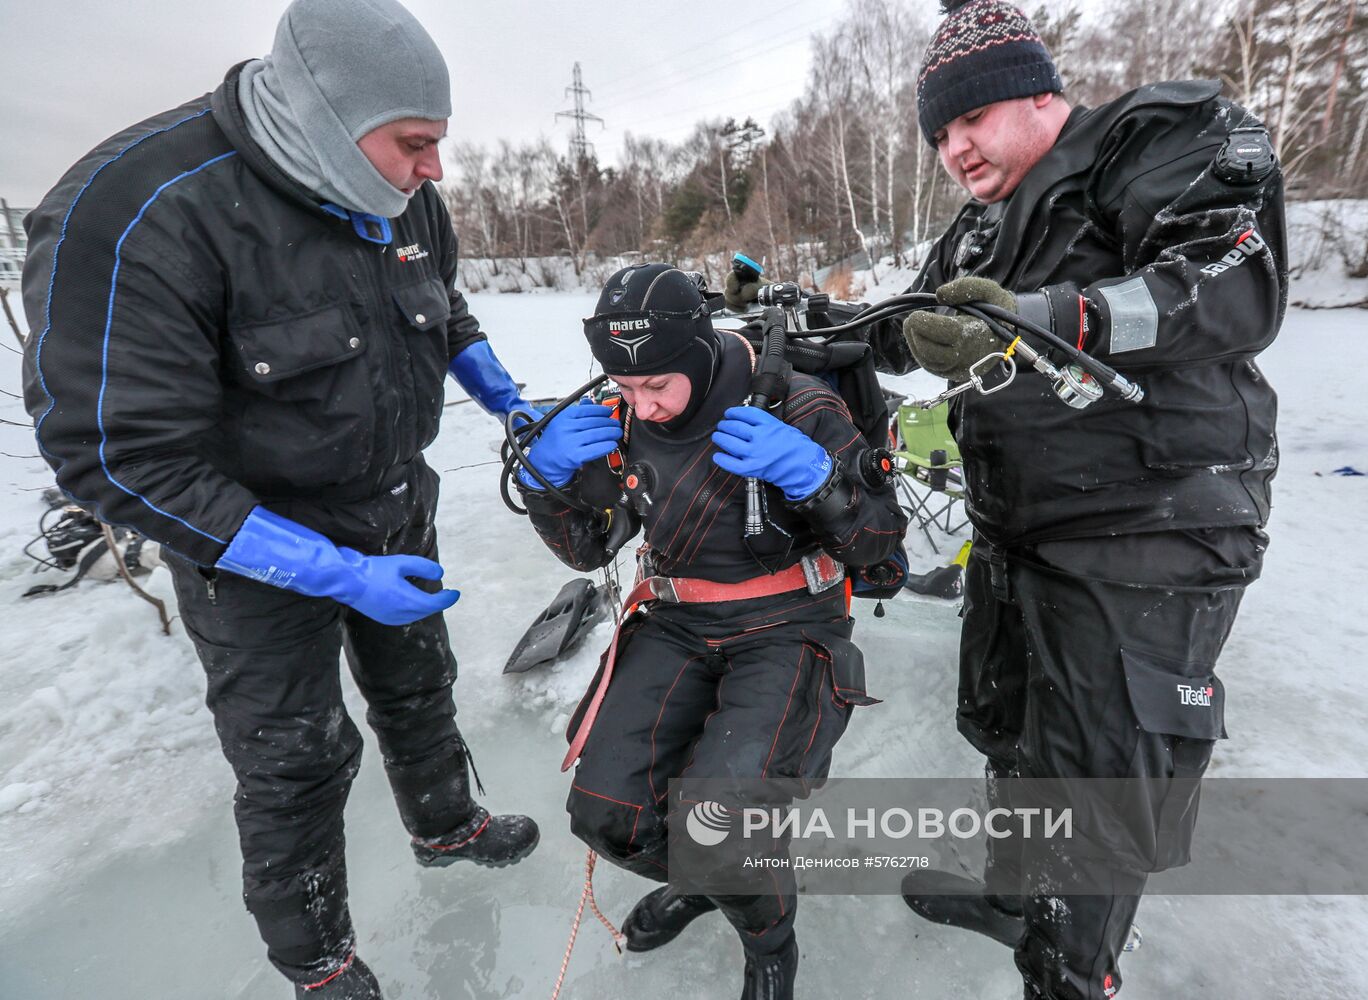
[
  {"left": 503, "top": 578, "right": 615, "bottom": 674},
  {"left": 904, "top": 540, "right": 973, "bottom": 599}
]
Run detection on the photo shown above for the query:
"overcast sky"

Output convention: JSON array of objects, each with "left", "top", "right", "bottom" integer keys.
[{"left": 0, "top": 0, "right": 853, "bottom": 208}]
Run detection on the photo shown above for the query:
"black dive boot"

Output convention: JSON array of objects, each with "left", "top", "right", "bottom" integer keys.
[
  {"left": 411, "top": 806, "right": 540, "bottom": 868},
  {"left": 622, "top": 886, "right": 718, "bottom": 952},
  {"left": 900, "top": 869, "right": 1025, "bottom": 946},
  {"left": 740, "top": 934, "right": 799, "bottom": 1000},
  {"left": 294, "top": 956, "right": 382, "bottom": 999}
]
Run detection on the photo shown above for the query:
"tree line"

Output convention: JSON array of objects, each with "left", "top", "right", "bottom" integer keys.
[{"left": 442, "top": 0, "right": 1367, "bottom": 290}]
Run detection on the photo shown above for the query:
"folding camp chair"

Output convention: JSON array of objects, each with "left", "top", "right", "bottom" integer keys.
[{"left": 892, "top": 400, "right": 970, "bottom": 554}]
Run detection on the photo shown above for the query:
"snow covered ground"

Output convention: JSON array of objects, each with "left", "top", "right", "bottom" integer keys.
[{"left": 1, "top": 289, "right": 1365, "bottom": 999}]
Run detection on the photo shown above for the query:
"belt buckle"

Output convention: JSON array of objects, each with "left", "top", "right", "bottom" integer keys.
[
  {"left": 648, "top": 576, "right": 679, "bottom": 603},
  {"left": 801, "top": 552, "right": 844, "bottom": 594}
]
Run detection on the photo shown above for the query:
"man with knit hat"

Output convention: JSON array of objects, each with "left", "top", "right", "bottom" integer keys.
[
  {"left": 873, "top": 3, "right": 1287, "bottom": 998},
  {"left": 516, "top": 263, "right": 906, "bottom": 1000},
  {"left": 22, "top": 1, "right": 539, "bottom": 996}
]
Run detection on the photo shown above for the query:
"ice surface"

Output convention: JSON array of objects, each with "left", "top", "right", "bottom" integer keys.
[{"left": 1, "top": 289, "right": 1365, "bottom": 998}]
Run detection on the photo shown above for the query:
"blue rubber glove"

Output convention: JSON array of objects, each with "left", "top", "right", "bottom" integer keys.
[
  {"left": 216, "top": 508, "right": 460, "bottom": 626},
  {"left": 448, "top": 340, "right": 538, "bottom": 422},
  {"left": 711, "top": 406, "right": 834, "bottom": 501},
  {"left": 518, "top": 399, "right": 622, "bottom": 490}
]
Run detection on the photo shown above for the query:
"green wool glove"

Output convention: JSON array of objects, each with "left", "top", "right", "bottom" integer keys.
[
  {"left": 902, "top": 276, "right": 1017, "bottom": 383},
  {"left": 723, "top": 270, "right": 762, "bottom": 311}
]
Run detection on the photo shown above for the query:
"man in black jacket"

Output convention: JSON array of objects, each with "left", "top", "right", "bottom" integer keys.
[
  {"left": 517, "top": 264, "right": 907, "bottom": 999},
  {"left": 886, "top": 3, "right": 1286, "bottom": 999},
  {"left": 21, "top": 2, "right": 539, "bottom": 996}
]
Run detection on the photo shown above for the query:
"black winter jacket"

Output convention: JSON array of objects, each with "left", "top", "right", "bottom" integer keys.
[
  {"left": 522, "top": 334, "right": 907, "bottom": 583},
  {"left": 879, "top": 81, "right": 1287, "bottom": 547},
  {"left": 22, "top": 64, "right": 486, "bottom": 566}
]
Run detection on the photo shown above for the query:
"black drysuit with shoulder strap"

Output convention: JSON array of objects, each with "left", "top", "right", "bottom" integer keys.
[
  {"left": 873, "top": 81, "right": 1286, "bottom": 1000},
  {"left": 521, "top": 331, "right": 906, "bottom": 953}
]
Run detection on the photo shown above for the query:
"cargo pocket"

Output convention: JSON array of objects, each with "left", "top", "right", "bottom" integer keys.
[
  {"left": 1120, "top": 646, "right": 1226, "bottom": 871},
  {"left": 807, "top": 632, "right": 880, "bottom": 711},
  {"left": 762, "top": 631, "right": 872, "bottom": 782},
  {"left": 1135, "top": 368, "right": 1252, "bottom": 475},
  {"left": 1121, "top": 646, "right": 1227, "bottom": 743},
  {"left": 392, "top": 277, "right": 453, "bottom": 447},
  {"left": 225, "top": 303, "right": 374, "bottom": 488}
]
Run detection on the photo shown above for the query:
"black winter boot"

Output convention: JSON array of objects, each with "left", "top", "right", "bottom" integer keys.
[
  {"left": 622, "top": 886, "right": 718, "bottom": 952},
  {"left": 901, "top": 870, "right": 1025, "bottom": 946},
  {"left": 741, "top": 934, "right": 799, "bottom": 1000},
  {"left": 411, "top": 807, "right": 540, "bottom": 868},
  {"left": 294, "top": 955, "right": 382, "bottom": 999}
]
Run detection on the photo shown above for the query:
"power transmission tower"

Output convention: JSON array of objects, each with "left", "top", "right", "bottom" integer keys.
[{"left": 555, "top": 62, "right": 605, "bottom": 161}]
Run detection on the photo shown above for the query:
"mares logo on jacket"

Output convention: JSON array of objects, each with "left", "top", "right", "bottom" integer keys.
[
  {"left": 1200, "top": 228, "right": 1267, "bottom": 277},
  {"left": 396, "top": 242, "right": 429, "bottom": 262}
]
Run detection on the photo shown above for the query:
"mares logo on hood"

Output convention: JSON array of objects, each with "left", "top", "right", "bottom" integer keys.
[
  {"left": 584, "top": 263, "right": 718, "bottom": 378},
  {"left": 607, "top": 332, "right": 655, "bottom": 366}
]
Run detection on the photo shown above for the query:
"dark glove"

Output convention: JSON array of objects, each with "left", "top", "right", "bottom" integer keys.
[
  {"left": 723, "top": 271, "right": 762, "bottom": 311},
  {"left": 216, "top": 507, "right": 460, "bottom": 626},
  {"left": 902, "top": 276, "right": 1016, "bottom": 382},
  {"left": 711, "top": 406, "right": 833, "bottom": 501},
  {"left": 518, "top": 398, "right": 622, "bottom": 490}
]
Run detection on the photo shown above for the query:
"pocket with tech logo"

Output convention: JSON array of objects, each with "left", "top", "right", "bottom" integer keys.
[{"left": 1121, "top": 646, "right": 1227, "bottom": 742}]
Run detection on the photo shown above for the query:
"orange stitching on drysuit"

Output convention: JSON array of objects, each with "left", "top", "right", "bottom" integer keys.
[
  {"left": 675, "top": 466, "right": 732, "bottom": 562},
  {"left": 740, "top": 870, "right": 791, "bottom": 939},
  {"left": 682, "top": 475, "right": 745, "bottom": 563},
  {"left": 797, "top": 645, "right": 823, "bottom": 775},
  {"left": 654, "top": 443, "right": 715, "bottom": 546},
  {"left": 571, "top": 782, "right": 645, "bottom": 849},
  {"left": 725, "top": 591, "right": 845, "bottom": 628},
  {"left": 787, "top": 394, "right": 852, "bottom": 423},
  {"left": 649, "top": 654, "right": 705, "bottom": 804},
  {"left": 661, "top": 459, "right": 727, "bottom": 556},
  {"left": 678, "top": 659, "right": 733, "bottom": 780},
  {"left": 761, "top": 646, "right": 805, "bottom": 778},
  {"left": 831, "top": 429, "right": 864, "bottom": 455}
]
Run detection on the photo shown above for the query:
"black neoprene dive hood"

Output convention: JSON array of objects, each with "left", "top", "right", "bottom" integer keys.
[{"left": 583, "top": 264, "right": 720, "bottom": 377}]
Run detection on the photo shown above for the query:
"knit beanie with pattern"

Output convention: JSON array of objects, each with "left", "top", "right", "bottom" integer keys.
[{"left": 916, "top": 0, "right": 1063, "bottom": 145}]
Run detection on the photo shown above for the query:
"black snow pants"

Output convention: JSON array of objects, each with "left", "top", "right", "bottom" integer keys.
[
  {"left": 957, "top": 527, "right": 1265, "bottom": 1000},
  {"left": 567, "top": 585, "right": 872, "bottom": 954},
  {"left": 167, "top": 460, "right": 479, "bottom": 986}
]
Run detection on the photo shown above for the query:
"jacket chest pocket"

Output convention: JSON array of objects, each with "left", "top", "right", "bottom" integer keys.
[
  {"left": 224, "top": 303, "right": 376, "bottom": 487},
  {"left": 392, "top": 277, "right": 452, "bottom": 448}
]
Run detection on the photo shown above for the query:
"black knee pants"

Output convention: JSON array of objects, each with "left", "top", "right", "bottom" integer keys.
[
  {"left": 956, "top": 528, "right": 1264, "bottom": 1000},
  {"left": 168, "top": 462, "right": 477, "bottom": 985},
  {"left": 566, "top": 588, "right": 872, "bottom": 954}
]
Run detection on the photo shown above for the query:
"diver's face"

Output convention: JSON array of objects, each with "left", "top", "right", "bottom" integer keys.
[{"left": 613, "top": 372, "right": 692, "bottom": 422}]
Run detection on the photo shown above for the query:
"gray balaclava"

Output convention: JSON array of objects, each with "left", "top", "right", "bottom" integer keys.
[{"left": 238, "top": 0, "right": 451, "bottom": 218}]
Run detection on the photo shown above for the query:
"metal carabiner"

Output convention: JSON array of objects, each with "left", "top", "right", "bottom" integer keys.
[{"left": 914, "top": 353, "right": 1018, "bottom": 409}]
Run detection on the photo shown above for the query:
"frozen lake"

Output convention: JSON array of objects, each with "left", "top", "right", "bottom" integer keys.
[{"left": 1, "top": 292, "right": 1365, "bottom": 998}]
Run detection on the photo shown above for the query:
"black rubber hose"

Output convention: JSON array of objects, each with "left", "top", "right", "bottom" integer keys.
[
  {"left": 964, "top": 301, "right": 1134, "bottom": 387},
  {"left": 498, "top": 374, "right": 610, "bottom": 516}
]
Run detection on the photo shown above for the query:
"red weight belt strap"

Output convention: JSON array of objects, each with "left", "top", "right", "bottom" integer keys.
[{"left": 560, "top": 554, "right": 839, "bottom": 772}]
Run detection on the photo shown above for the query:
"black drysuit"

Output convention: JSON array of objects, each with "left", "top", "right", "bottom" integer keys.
[
  {"left": 522, "top": 333, "right": 907, "bottom": 952},
  {"left": 876, "top": 81, "right": 1286, "bottom": 1000},
  {"left": 22, "top": 64, "right": 488, "bottom": 985}
]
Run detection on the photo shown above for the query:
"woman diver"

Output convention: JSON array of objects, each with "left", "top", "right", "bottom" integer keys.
[{"left": 516, "top": 263, "right": 906, "bottom": 999}]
